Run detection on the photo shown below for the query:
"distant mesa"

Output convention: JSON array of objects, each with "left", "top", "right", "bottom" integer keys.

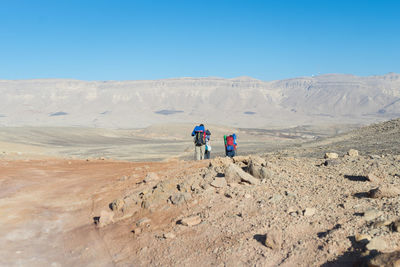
[
  {"left": 155, "top": 110, "right": 184, "bottom": 115},
  {"left": 378, "top": 109, "right": 386, "bottom": 114},
  {"left": 49, "top": 112, "right": 68, "bottom": 117},
  {"left": 0, "top": 114, "right": 6, "bottom": 117},
  {"left": 100, "top": 111, "right": 110, "bottom": 115},
  {"left": 244, "top": 111, "right": 256, "bottom": 115}
]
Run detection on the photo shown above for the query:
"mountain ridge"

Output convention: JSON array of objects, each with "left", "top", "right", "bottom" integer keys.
[{"left": 1, "top": 73, "right": 399, "bottom": 128}]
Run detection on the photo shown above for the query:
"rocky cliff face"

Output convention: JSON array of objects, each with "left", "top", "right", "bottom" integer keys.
[{"left": 0, "top": 73, "right": 399, "bottom": 128}]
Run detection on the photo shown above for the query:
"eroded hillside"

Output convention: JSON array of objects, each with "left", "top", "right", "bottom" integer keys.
[
  {"left": 1, "top": 73, "right": 399, "bottom": 128},
  {"left": 1, "top": 118, "right": 400, "bottom": 266}
]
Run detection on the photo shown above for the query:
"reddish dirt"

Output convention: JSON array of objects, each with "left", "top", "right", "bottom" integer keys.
[{"left": 0, "top": 158, "right": 207, "bottom": 266}]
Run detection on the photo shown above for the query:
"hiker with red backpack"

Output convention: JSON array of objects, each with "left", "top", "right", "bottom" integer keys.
[
  {"left": 204, "top": 129, "right": 211, "bottom": 159},
  {"left": 191, "top": 124, "right": 206, "bottom": 160},
  {"left": 224, "top": 133, "right": 237, "bottom": 157}
]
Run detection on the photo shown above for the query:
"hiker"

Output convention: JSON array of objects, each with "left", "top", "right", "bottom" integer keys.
[
  {"left": 224, "top": 133, "right": 237, "bottom": 157},
  {"left": 191, "top": 124, "right": 206, "bottom": 160},
  {"left": 204, "top": 129, "right": 211, "bottom": 159}
]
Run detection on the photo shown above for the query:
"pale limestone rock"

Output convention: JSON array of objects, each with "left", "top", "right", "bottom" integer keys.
[
  {"left": 180, "top": 216, "right": 202, "bottom": 226},
  {"left": 347, "top": 149, "right": 359, "bottom": 157},
  {"left": 324, "top": 152, "right": 339, "bottom": 159}
]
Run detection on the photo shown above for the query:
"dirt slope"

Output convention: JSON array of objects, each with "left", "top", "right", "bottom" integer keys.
[{"left": 1, "top": 118, "right": 400, "bottom": 266}]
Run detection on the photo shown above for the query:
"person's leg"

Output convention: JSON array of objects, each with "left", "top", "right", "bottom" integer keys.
[
  {"left": 195, "top": 146, "right": 201, "bottom": 160},
  {"left": 200, "top": 145, "right": 205, "bottom": 160}
]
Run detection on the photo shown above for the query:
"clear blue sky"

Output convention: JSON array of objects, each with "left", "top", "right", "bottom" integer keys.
[{"left": 0, "top": 0, "right": 399, "bottom": 81}]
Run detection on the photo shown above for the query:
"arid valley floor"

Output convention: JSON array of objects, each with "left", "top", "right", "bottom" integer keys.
[{"left": 1, "top": 119, "right": 400, "bottom": 266}]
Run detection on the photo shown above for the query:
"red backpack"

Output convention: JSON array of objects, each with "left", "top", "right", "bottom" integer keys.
[{"left": 226, "top": 135, "right": 234, "bottom": 146}]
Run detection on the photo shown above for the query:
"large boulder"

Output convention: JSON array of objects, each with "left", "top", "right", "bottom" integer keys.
[
  {"left": 366, "top": 237, "right": 388, "bottom": 252},
  {"left": 368, "top": 250, "right": 400, "bottom": 267},
  {"left": 224, "top": 163, "right": 260, "bottom": 185},
  {"left": 210, "top": 177, "right": 227, "bottom": 188},
  {"left": 233, "top": 156, "right": 250, "bottom": 164},
  {"left": 249, "top": 155, "right": 266, "bottom": 166},
  {"left": 247, "top": 155, "right": 268, "bottom": 179},
  {"left": 210, "top": 157, "right": 233, "bottom": 168}
]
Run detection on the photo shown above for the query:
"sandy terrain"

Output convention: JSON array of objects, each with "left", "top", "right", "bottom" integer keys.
[
  {"left": 0, "top": 123, "right": 360, "bottom": 162},
  {"left": 1, "top": 118, "right": 400, "bottom": 266}
]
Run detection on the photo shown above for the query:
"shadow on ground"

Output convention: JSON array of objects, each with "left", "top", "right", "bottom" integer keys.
[{"left": 321, "top": 236, "right": 377, "bottom": 267}]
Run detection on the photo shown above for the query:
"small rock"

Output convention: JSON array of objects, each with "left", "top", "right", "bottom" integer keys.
[
  {"left": 287, "top": 207, "right": 297, "bottom": 214},
  {"left": 269, "top": 194, "right": 282, "bottom": 203},
  {"left": 363, "top": 209, "right": 383, "bottom": 221},
  {"left": 369, "top": 186, "right": 400, "bottom": 199},
  {"left": 368, "top": 250, "right": 400, "bottom": 267},
  {"left": 163, "top": 232, "right": 176, "bottom": 239},
  {"left": 355, "top": 234, "right": 371, "bottom": 242},
  {"left": 370, "top": 154, "right": 381, "bottom": 159},
  {"left": 390, "top": 220, "right": 400, "bottom": 232},
  {"left": 347, "top": 149, "right": 359, "bottom": 157},
  {"left": 303, "top": 207, "right": 316, "bottom": 217},
  {"left": 324, "top": 159, "right": 340, "bottom": 166},
  {"left": 141, "top": 200, "right": 151, "bottom": 209},
  {"left": 285, "top": 191, "right": 296, "bottom": 197},
  {"left": 132, "top": 228, "right": 141, "bottom": 235},
  {"left": 366, "top": 237, "right": 387, "bottom": 252},
  {"left": 170, "top": 192, "right": 192, "bottom": 205},
  {"left": 244, "top": 193, "right": 252, "bottom": 199},
  {"left": 144, "top": 172, "right": 158, "bottom": 183},
  {"left": 119, "top": 175, "right": 128, "bottom": 181},
  {"left": 136, "top": 217, "right": 151, "bottom": 227},
  {"left": 95, "top": 210, "right": 114, "bottom": 227},
  {"left": 180, "top": 215, "right": 202, "bottom": 226},
  {"left": 210, "top": 177, "right": 227, "bottom": 188},
  {"left": 109, "top": 198, "right": 125, "bottom": 211},
  {"left": 324, "top": 152, "right": 338, "bottom": 159},
  {"left": 366, "top": 172, "right": 381, "bottom": 183},
  {"left": 373, "top": 220, "right": 393, "bottom": 228},
  {"left": 264, "top": 229, "right": 282, "bottom": 249}
]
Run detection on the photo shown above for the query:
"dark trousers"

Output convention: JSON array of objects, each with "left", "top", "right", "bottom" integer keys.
[
  {"left": 205, "top": 150, "right": 211, "bottom": 159},
  {"left": 226, "top": 149, "right": 236, "bottom": 158}
]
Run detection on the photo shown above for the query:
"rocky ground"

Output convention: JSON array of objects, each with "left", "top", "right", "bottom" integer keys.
[{"left": 1, "top": 119, "right": 400, "bottom": 266}]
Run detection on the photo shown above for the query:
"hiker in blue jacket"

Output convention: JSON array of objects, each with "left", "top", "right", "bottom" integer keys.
[{"left": 191, "top": 124, "right": 206, "bottom": 160}]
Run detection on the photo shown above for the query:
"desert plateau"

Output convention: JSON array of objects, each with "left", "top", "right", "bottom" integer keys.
[{"left": 1, "top": 105, "right": 400, "bottom": 266}]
